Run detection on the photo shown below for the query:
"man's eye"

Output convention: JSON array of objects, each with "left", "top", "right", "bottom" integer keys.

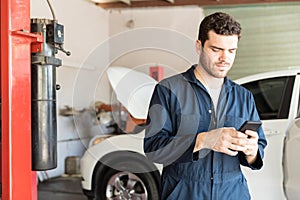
[
  {"left": 229, "top": 49, "right": 237, "bottom": 53},
  {"left": 211, "top": 48, "right": 220, "bottom": 52}
]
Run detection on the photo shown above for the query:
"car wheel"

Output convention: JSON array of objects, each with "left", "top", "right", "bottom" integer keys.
[
  {"left": 97, "top": 168, "right": 158, "bottom": 200},
  {"left": 93, "top": 153, "right": 160, "bottom": 200}
]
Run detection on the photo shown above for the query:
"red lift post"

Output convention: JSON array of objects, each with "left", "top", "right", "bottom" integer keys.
[{"left": 1, "top": 0, "right": 38, "bottom": 199}]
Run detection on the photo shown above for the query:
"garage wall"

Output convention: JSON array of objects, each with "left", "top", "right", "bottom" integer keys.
[
  {"left": 107, "top": 6, "right": 204, "bottom": 75},
  {"left": 205, "top": 3, "right": 300, "bottom": 79},
  {"left": 92, "top": 6, "right": 206, "bottom": 115},
  {"left": 107, "top": 3, "right": 300, "bottom": 81}
]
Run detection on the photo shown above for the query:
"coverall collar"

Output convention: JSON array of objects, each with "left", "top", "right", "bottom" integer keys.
[{"left": 182, "top": 64, "right": 235, "bottom": 93}]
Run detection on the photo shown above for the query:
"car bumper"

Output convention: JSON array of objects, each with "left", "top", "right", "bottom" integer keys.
[{"left": 80, "top": 149, "right": 98, "bottom": 191}]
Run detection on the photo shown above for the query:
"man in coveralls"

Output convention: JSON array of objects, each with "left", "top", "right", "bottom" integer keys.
[{"left": 144, "top": 12, "right": 267, "bottom": 200}]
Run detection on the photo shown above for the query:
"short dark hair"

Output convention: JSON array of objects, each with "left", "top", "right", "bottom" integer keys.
[{"left": 198, "top": 12, "right": 242, "bottom": 47}]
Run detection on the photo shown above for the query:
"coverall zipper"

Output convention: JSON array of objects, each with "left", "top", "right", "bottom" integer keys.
[
  {"left": 210, "top": 108, "right": 217, "bottom": 200},
  {"left": 209, "top": 87, "right": 225, "bottom": 200},
  {"left": 194, "top": 75, "right": 227, "bottom": 200}
]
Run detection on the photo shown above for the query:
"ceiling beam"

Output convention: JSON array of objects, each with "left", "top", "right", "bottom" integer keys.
[{"left": 96, "top": 0, "right": 300, "bottom": 9}]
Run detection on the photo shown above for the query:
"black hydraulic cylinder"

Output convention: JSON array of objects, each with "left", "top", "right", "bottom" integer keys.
[{"left": 31, "top": 19, "right": 62, "bottom": 170}]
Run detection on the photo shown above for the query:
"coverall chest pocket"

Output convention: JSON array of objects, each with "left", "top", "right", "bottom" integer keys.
[
  {"left": 176, "top": 113, "right": 210, "bottom": 134},
  {"left": 175, "top": 114, "right": 200, "bottom": 136}
]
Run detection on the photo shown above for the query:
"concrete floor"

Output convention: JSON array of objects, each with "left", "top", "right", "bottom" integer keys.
[{"left": 38, "top": 176, "right": 87, "bottom": 200}]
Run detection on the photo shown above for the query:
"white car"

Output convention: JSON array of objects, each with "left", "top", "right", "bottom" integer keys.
[
  {"left": 81, "top": 67, "right": 300, "bottom": 200},
  {"left": 235, "top": 68, "right": 300, "bottom": 200},
  {"left": 284, "top": 115, "right": 300, "bottom": 199}
]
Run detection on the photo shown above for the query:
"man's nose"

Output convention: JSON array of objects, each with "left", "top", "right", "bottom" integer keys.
[{"left": 219, "top": 50, "right": 231, "bottom": 62}]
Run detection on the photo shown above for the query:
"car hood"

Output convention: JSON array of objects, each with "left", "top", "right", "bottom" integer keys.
[{"left": 107, "top": 66, "right": 157, "bottom": 119}]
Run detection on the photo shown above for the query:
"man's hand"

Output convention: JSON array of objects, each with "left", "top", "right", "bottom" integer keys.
[
  {"left": 243, "top": 130, "right": 259, "bottom": 164},
  {"left": 194, "top": 127, "right": 248, "bottom": 156}
]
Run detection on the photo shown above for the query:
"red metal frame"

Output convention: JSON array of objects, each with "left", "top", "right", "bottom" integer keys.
[
  {"left": 1, "top": 0, "right": 37, "bottom": 199},
  {"left": 11, "top": 31, "right": 44, "bottom": 53}
]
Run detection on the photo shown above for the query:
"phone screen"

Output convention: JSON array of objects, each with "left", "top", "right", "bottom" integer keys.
[{"left": 238, "top": 121, "right": 262, "bottom": 133}]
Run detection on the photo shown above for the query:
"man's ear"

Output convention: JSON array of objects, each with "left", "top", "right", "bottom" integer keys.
[{"left": 196, "top": 40, "right": 202, "bottom": 55}]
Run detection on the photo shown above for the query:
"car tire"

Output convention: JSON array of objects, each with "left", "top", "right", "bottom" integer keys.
[{"left": 93, "top": 152, "right": 160, "bottom": 200}]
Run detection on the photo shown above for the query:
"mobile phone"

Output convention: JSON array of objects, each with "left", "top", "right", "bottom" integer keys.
[{"left": 238, "top": 121, "right": 262, "bottom": 133}]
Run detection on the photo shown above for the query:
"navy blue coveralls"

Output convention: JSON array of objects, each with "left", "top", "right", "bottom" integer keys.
[{"left": 144, "top": 65, "right": 267, "bottom": 200}]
